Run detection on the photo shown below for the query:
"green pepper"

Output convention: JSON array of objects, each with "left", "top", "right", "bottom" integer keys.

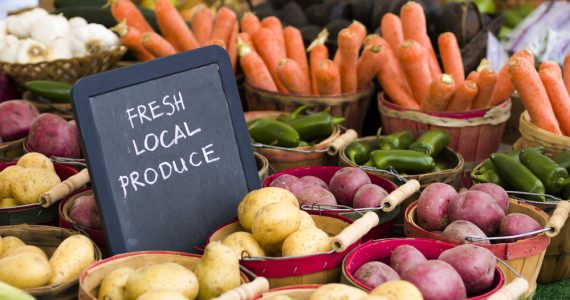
[
  {"left": 363, "top": 160, "right": 375, "bottom": 167},
  {"left": 298, "top": 141, "right": 309, "bottom": 147},
  {"left": 288, "top": 107, "right": 344, "bottom": 141},
  {"left": 378, "top": 130, "right": 415, "bottom": 150},
  {"left": 248, "top": 118, "right": 300, "bottom": 148},
  {"left": 520, "top": 147, "right": 570, "bottom": 195},
  {"left": 409, "top": 129, "right": 451, "bottom": 157},
  {"left": 552, "top": 150, "right": 570, "bottom": 170},
  {"left": 491, "top": 153, "right": 545, "bottom": 201},
  {"left": 370, "top": 150, "right": 435, "bottom": 174},
  {"left": 507, "top": 149, "right": 521, "bottom": 162},
  {"left": 25, "top": 80, "right": 72, "bottom": 103},
  {"left": 471, "top": 159, "right": 509, "bottom": 187},
  {"left": 276, "top": 104, "right": 312, "bottom": 123},
  {"left": 344, "top": 141, "right": 372, "bottom": 165}
]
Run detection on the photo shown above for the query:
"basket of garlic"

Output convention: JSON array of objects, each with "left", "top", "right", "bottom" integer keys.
[{"left": 0, "top": 8, "right": 127, "bottom": 86}]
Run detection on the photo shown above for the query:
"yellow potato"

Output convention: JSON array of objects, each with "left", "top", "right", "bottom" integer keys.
[
  {"left": 298, "top": 211, "right": 316, "bottom": 229},
  {"left": 17, "top": 152, "right": 55, "bottom": 172},
  {"left": 0, "top": 253, "right": 51, "bottom": 289},
  {"left": 238, "top": 187, "right": 299, "bottom": 231},
  {"left": 0, "top": 198, "right": 17, "bottom": 208},
  {"left": 265, "top": 296, "right": 298, "bottom": 300},
  {"left": 0, "top": 165, "right": 23, "bottom": 198},
  {"left": 137, "top": 290, "right": 189, "bottom": 300},
  {"left": 0, "top": 236, "right": 3, "bottom": 256},
  {"left": 1, "top": 245, "right": 47, "bottom": 260},
  {"left": 194, "top": 241, "right": 241, "bottom": 300},
  {"left": 308, "top": 284, "right": 368, "bottom": 300},
  {"left": 125, "top": 263, "right": 198, "bottom": 300},
  {"left": 370, "top": 280, "right": 423, "bottom": 300},
  {"left": 1, "top": 236, "right": 25, "bottom": 256},
  {"left": 360, "top": 297, "right": 391, "bottom": 300},
  {"left": 252, "top": 201, "right": 300, "bottom": 245},
  {"left": 98, "top": 267, "right": 134, "bottom": 300},
  {"left": 48, "top": 235, "right": 95, "bottom": 285},
  {"left": 11, "top": 168, "right": 61, "bottom": 205},
  {"left": 282, "top": 228, "right": 330, "bottom": 257},
  {"left": 222, "top": 231, "right": 265, "bottom": 259}
]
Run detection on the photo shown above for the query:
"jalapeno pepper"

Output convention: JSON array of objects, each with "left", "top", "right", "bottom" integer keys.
[
  {"left": 470, "top": 159, "right": 509, "bottom": 187},
  {"left": 25, "top": 80, "right": 72, "bottom": 103},
  {"left": 370, "top": 150, "right": 435, "bottom": 174},
  {"left": 248, "top": 118, "right": 300, "bottom": 148},
  {"left": 276, "top": 104, "right": 312, "bottom": 123},
  {"left": 378, "top": 130, "right": 415, "bottom": 150},
  {"left": 298, "top": 141, "right": 310, "bottom": 147},
  {"left": 409, "top": 129, "right": 451, "bottom": 157},
  {"left": 344, "top": 141, "right": 372, "bottom": 165},
  {"left": 288, "top": 107, "right": 344, "bottom": 141},
  {"left": 363, "top": 160, "right": 375, "bottom": 167},
  {"left": 553, "top": 150, "right": 570, "bottom": 170},
  {"left": 520, "top": 147, "right": 570, "bottom": 195},
  {"left": 491, "top": 153, "right": 545, "bottom": 201}
]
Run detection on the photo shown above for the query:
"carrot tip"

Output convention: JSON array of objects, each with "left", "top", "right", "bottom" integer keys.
[
  {"left": 307, "top": 29, "right": 329, "bottom": 52},
  {"left": 476, "top": 58, "right": 491, "bottom": 72},
  {"left": 465, "top": 80, "right": 477, "bottom": 89},
  {"left": 369, "top": 44, "right": 382, "bottom": 53},
  {"left": 441, "top": 74, "right": 454, "bottom": 85},
  {"left": 400, "top": 40, "right": 415, "bottom": 48},
  {"left": 364, "top": 34, "right": 380, "bottom": 44},
  {"left": 278, "top": 59, "right": 288, "bottom": 67},
  {"left": 111, "top": 20, "right": 128, "bottom": 37}
]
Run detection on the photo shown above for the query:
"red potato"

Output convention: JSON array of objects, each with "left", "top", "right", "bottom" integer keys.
[
  {"left": 469, "top": 183, "right": 509, "bottom": 213},
  {"left": 296, "top": 186, "right": 337, "bottom": 207},
  {"left": 499, "top": 213, "right": 542, "bottom": 242},
  {"left": 329, "top": 167, "right": 371, "bottom": 206},
  {"left": 299, "top": 176, "right": 328, "bottom": 189},
  {"left": 402, "top": 260, "right": 467, "bottom": 300},
  {"left": 416, "top": 183, "right": 457, "bottom": 231},
  {"left": 443, "top": 220, "right": 490, "bottom": 245},
  {"left": 439, "top": 244, "right": 496, "bottom": 294},
  {"left": 27, "top": 113, "right": 81, "bottom": 158},
  {"left": 269, "top": 174, "right": 304, "bottom": 197},
  {"left": 389, "top": 245, "right": 427, "bottom": 275},
  {"left": 353, "top": 261, "right": 400, "bottom": 290},
  {"left": 353, "top": 184, "right": 389, "bottom": 209},
  {"left": 0, "top": 100, "right": 39, "bottom": 141},
  {"left": 70, "top": 194, "right": 101, "bottom": 229},
  {"left": 67, "top": 120, "right": 82, "bottom": 157},
  {"left": 449, "top": 191, "right": 505, "bottom": 236}
]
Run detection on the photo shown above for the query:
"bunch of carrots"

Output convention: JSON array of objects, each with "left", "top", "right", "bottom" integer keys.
[
  {"left": 510, "top": 52, "right": 570, "bottom": 136},
  {"left": 238, "top": 12, "right": 379, "bottom": 96},
  {"left": 109, "top": 0, "right": 238, "bottom": 69}
]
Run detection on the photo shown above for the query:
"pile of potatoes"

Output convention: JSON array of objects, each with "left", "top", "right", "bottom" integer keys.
[
  {"left": 97, "top": 241, "right": 240, "bottom": 300},
  {"left": 0, "top": 152, "right": 61, "bottom": 207},
  {"left": 0, "top": 234, "right": 94, "bottom": 289},
  {"left": 416, "top": 183, "right": 542, "bottom": 243},
  {"left": 225, "top": 187, "right": 333, "bottom": 258}
]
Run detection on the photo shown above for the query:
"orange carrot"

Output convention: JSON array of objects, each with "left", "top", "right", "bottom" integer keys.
[
  {"left": 381, "top": 13, "right": 404, "bottom": 53},
  {"left": 238, "top": 39, "right": 277, "bottom": 92},
  {"left": 489, "top": 48, "right": 535, "bottom": 106},
  {"left": 112, "top": 21, "right": 155, "bottom": 61},
  {"left": 471, "top": 66, "right": 498, "bottom": 109},
  {"left": 338, "top": 29, "right": 360, "bottom": 94},
  {"left": 238, "top": 32, "right": 255, "bottom": 52},
  {"left": 253, "top": 27, "right": 288, "bottom": 93},
  {"left": 421, "top": 74, "right": 456, "bottom": 112},
  {"left": 467, "top": 70, "right": 479, "bottom": 82},
  {"left": 211, "top": 7, "right": 237, "bottom": 49},
  {"left": 284, "top": 26, "right": 310, "bottom": 86},
  {"left": 308, "top": 30, "right": 329, "bottom": 96},
  {"left": 400, "top": 1, "right": 441, "bottom": 78},
  {"left": 190, "top": 4, "right": 213, "bottom": 46},
  {"left": 276, "top": 59, "right": 311, "bottom": 96},
  {"left": 398, "top": 39, "right": 432, "bottom": 104},
  {"left": 539, "top": 61, "right": 570, "bottom": 135},
  {"left": 333, "top": 50, "right": 341, "bottom": 66},
  {"left": 154, "top": 0, "right": 199, "bottom": 52},
  {"left": 364, "top": 34, "right": 382, "bottom": 48},
  {"left": 564, "top": 52, "right": 570, "bottom": 95},
  {"left": 447, "top": 80, "right": 478, "bottom": 112},
  {"left": 438, "top": 32, "right": 464, "bottom": 88},
  {"left": 209, "top": 38, "right": 226, "bottom": 49},
  {"left": 509, "top": 57, "right": 562, "bottom": 134},
  {"left": 357, "top": 44, "right": 383, "bottom": 90},
  {"left": 141, "top": 31, "right": 176, "bottom": 58},
  {"left": 110, "top": 0, "right": 154, "bottom": 33},
  {"left": 261, "top": 17, "right": 285, "bottom": 57},
  {"left": 227, "top": 21, "right": 238, "bottom": 72},
  {"left": 348, "top": 20, "right": 367, "bottom": 48},
  {"left": 241, "top": 12, "right": 261, "bottom": 37},
  {"left": 315, "top": 59, "right": 341, "bottom": 96}
]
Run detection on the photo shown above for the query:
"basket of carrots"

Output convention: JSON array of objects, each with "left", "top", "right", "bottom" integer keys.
[
  {"left": 238, "top": 13, "right": 375, "bottom": 134},
  {"left": 374, "top": 2, "right": 512, "bottom": 164}
]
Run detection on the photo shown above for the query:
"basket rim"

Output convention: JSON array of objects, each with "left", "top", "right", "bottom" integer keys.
[
  {"left": 59, "top": 189, "right": 103, "bottom": 235},
  {"left": 519, "top": 110, "right": 570, "bottom": 145},
  {"left": 244, "top": 81, "right": 374, "bottom": 103},
  {"left": 0, "top": 137, "right": 26, "bottom": 149}
]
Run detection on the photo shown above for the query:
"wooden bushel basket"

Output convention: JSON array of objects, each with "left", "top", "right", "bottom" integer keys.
[
  {"left": 518, "top": 110, "right": 570, "bottom": 155},
  {"left": 254, "top": 152, "right": 270, "bottom": 183},
  {"left": 0, "top": 137, "right": 25, "bottom": 162},
  {"left": 0, "top": 225, "right": 102, "bottom": 300},
  {"left": 378, "top": 93, "right": 511, "bottom": 164}
]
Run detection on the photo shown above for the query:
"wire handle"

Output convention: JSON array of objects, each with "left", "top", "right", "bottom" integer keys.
[
  {"left": 506, "top": 191, "right": 562, "bottom": 205},
  {"left": 40, "top": 168, "right": 90, "bottom": 208},
  {"left": 332, "top": 212, "right": 379, "bottom": 252},
  {"left": 381, "top": 180, "right": 420, "bottom": 212},
  {"left": 359, "top": 166, "right": 409, "bottom": 184},
  {"left": 211, "top": 277, "right": 270, "bottom": 300},
  {"left": 465, "top": 228, "right": 551, "bottom": 242}
]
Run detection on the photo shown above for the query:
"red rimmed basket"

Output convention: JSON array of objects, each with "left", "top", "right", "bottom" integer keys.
[
  {"left": 0, "top": 137, "right": 25, "bottom": 162},
  {"left": 341, "top": 238, "right": 505, "bottom": 299}
]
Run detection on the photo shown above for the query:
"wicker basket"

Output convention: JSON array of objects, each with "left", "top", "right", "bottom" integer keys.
[
  {"left": 0, "top": 224, "right": 102, "bottom": 300},
  {"left": 254, "top": 152, "right": 270, "bottom": 182},
  {"left": 0, "top": 46, "right": 127, "bottom": 86},
  {"left": 0, "top": 137, "right": 25, "bottom": 162},
  {"left": 518, "top": 110, "right": 570, "bottom": 155}
]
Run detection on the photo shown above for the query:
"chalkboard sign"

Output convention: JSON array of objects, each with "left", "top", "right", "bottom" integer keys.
[{"left": 71, "top": 46, "right": 260, "bottom": 255}]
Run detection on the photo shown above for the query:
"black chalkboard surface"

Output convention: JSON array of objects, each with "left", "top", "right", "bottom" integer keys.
[{"left": 71, "top": 46, "right": 260, "bottom": 255}]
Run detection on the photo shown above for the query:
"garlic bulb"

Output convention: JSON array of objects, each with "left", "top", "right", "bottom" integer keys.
[
  {"left": 70, "top": 24, "right": 119, "bottom": 57},
  {"left": 31, "top": 14, "right": 69, "bottom": 47},
  {"left": 16, "top": 38, "right": 48, "bottom": 64},
  {"left": 0, "top": 35, "right": 21, "bottom": 63},
  {"left": 47, "top": 36, "right": 72, "bottom": 61},
  {"left": 68, "top": 17, "right": 88, "bottom": 30},
  {"left": 5, "top": 8, "right": 48, "bottom": 38},
  {"left": 0, "top": 20, "right": 6, "bottom": 41}
]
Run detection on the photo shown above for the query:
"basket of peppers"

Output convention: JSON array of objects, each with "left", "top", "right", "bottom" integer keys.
[
  {"left": 340, "top": 129, "right": 465, "bottom": 188},
  {"left": 245, "top": 105, "right": 357, "bottom": 172}
]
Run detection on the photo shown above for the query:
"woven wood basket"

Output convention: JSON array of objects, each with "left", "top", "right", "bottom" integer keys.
[
  {"left": 0, "top": 46, "right": 127, "bottom": 86},
  {"left": 254, "top": 152, "right": 270, "bottom": 182},
  {"left": 0, "top": 137, "right": 25, "bottom": 162},
  {"left": 518, "top": 110, "right": 570, "bottom": 155},
  {"left": 0, "top": 224, "right": 102, "bottom": 300}
]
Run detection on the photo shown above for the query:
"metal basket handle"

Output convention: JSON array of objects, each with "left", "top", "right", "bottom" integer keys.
[{"left": 488, "top": 259, "right": 529, "bottom": 300}]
